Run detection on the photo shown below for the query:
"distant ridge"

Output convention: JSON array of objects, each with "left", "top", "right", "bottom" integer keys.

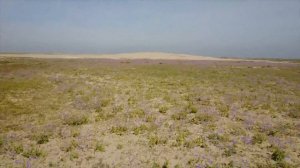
[{"left": 0, "top": 52, "right": 234, "bottom": 61}]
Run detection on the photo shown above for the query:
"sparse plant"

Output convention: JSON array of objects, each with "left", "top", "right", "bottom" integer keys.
[
  {"left": 36, "top": 134, "right": 49, "bottom": 144},
  {"left": 148, "top": 135, "right": 167, "bottom": 147},
  {"left": 171, "top": 112, "right": 187, "bottom": 120},
  {"left": 129, "top": 108, "right": 145, "bottom": 118},
  {"left": 186, "top": 103, "right": 197, "bottom": 113},
  {"left": 116, "top": 144, "right": 123, "bottom": 150},
  {"left": 95, "top": 142, "right": 105, "bottom": 152},
  {"left": 145, "top": 115, "right": 156, "bottom": 122},
  {"left": 223, "top": 147, "right": 237, "bottom": 157},
  {"left": 63, "top": 111, "right": 88, "bottom": 126},
  {"left": 95, "top": 112, "right": 114, "bottom": 122},
  {"left": 133, "top": 124, "right": 149, "bottom": 135},
  {"left": 217, "top": 103, "right": 230, "bottom": 117},
  {"left": 22, "top": 147, "right": 43, "bottom": 158},
  {"left": 12, "top": 143, "right": 24, "bottom": 154},
  {"left": 175, "top": 130, "right": 191, "bottom": 146},
  {"left": 0, "top": 137, "right": 3, "bottom": 147},
  {"left": 159, "top": 106, "right": 168, "bottom": 114},
  {"left": 190, "top": 113, "right": 214, "bottom": 124},
  {"left": 70, "top": 151, "right": 79, "bottom": 160},
  {"left": 162, "top": 160, "right": 169, "bottom": 168},
  {"left": 208, "top": 133, "right": 226, "bottom": 145},
  {"left": 184, "top": 137, "right": 206, "bottom": 148},
  {"left": 61, "top": 140, "right": 78, "bottom": 152},
  {"left": 252, "top": 133, "right": 266, "bottom": 144},
  {"left": 110, "top": 126, "right": 128, "bottom": 135}
]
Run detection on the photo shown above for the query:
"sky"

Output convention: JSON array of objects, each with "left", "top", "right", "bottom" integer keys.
[{"left": 0, "top": 0, "right": 300, "bottom": 58}]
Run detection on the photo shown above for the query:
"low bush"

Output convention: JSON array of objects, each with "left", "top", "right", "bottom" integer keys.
[{"left": 272, "top": 148, "right": 285, "bottom": 161}]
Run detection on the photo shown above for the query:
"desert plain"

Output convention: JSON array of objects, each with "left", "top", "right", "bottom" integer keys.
[{"left": 0, "top": 53, "right": 299, "bottom": 167}]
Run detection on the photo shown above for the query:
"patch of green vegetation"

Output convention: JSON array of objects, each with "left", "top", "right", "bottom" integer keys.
[
  {"left": 186, "top": 103, "right": 197, "bottom": 113},
  {"left": 110, "top": 126, "right": 128, "bottom": 135},
  {"left": 133, "top": 124, "right": 149, "bottom": 135},
  {"left": 208, "top": 133, "right": 227, "bottom": 145},
  {"left": 252, "top": 133, "right": 266, "bottom": 144},
  {"left": 129, "top": 108, "right": 145, "bottom": 118},
  {"left": 95, "top": 112, "right": 114, "bottom": 122},
  {"left": 63, "top": 111, "right": 89, "bottom": 126},
  {"left": 175, "top": 130, "right": 191, "bottom": 146},
  {"left": 101, "top": 99, "right": 111, "bottom": 107},
  {"left": 272, "top": 148, "right": 285, "bottom": 161},
  {"left": 217, "top": 103, "right": 230, "bottom": 117},
  {"left": 223, "top": 147, "right": 237, "bottom": 157},
  {"left": 95, "top": 142, "right": 105, "bottom": 152},
  {"left": 190, "top": 113, "right": 214, "bottom": 124},
  {"left": 70, "top": 151, "right": 79, "bottom": 160},
  {"left": 12, "top": 143, "right": 24, "bottom": 154},
  {"left": 35, "top": 134, "right": 50, "bottom": 144},
  {"left": 0, "top": 137, "right": 3, "bottom": 147},
  {"left": 159, "top": 106, "right": 168, "bottom": 114},
  {"left": 148, "top": 135, "right": 167, "bottom": 147},
  {"left": 145, "top": 115, "right": 156, "bottom": 122},
  {"left": 184, "top": 137, "right": 206, "bottom": 148},
  {"left": 171, "top": 111, "right": 188, "bottom": 120},
  {"left": 22, "top": 147, "right": 44, "bottom": 158},
  {"left": 62, "top": 140, "right": 78, "bottom": 152}
]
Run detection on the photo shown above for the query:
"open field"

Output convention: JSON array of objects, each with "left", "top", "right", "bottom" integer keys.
[{"left": 0, "top": 54, "right": 300, "bottom": 167}]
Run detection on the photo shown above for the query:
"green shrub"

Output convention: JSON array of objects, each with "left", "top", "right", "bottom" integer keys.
[
  {"left": 252, "top": 133, "right": 266, "bottom": 144},
  {"left": 36, "top": 134, "right": 49, "bottom": 144},
  {"left": 95, "top": 142, "right": 105, "bottom": 152},
  {"left": 13, "top": 144, "right": 24, "bottom": 154},
  {"left": 272, "top": 148, "right": 285, "bottom": 161}
]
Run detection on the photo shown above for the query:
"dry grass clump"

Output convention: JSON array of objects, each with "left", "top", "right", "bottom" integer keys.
[{"left": 62, "top": 110, "right": 89, "bottom": 126}]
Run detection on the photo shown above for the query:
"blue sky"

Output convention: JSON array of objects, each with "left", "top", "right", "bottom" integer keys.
[{"left": 0, "top": 0, "right": 300, "bottom": 58}]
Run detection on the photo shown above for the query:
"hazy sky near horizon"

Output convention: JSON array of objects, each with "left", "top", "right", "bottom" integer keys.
[{"left": 0, "top": 0, "right": 300, "bottom": 58}]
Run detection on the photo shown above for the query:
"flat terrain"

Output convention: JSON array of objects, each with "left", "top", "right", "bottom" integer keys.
[{"left": 0, "top": 54, "right": 299, "bottom": 167}]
